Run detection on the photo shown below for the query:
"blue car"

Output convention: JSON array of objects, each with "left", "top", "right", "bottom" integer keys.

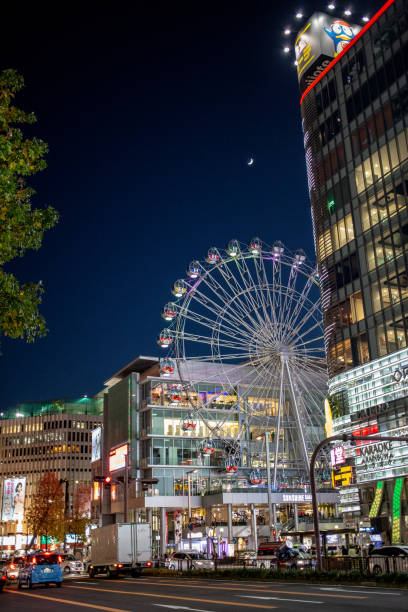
[{"left": 18, "top": 553, "right": 63, "bottom": 589}]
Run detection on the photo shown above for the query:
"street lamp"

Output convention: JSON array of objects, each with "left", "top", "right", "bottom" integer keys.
[
  {"left": 310, "top": 433, "right": 408, "bottom": 571},
  {"left": 187, "top": 470, "right": 197, "bottom": 522},
  {"left": 257, "top": 432, "right": 274, "bottom": 539}
]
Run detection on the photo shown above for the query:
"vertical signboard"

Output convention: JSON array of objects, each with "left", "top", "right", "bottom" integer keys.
[
  {"left": 91, "top": 427, "right": 102, "bottom": 462},
  {"left": 295, "top": 12, "right": 361, "bottom": 94},
  {"left": 1, "top": 477, "right": 26, "bottom": 522}
]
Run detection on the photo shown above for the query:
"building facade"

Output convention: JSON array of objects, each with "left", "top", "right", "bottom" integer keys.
[
  {"left": 0, "top": 397, "right": 103, "bottom": 554},
  {"left": 297, "top": 0, "right": 408, "bottom": 543},
  {"left": 95, "top": 356, "right": 339, "bottom": 557}
]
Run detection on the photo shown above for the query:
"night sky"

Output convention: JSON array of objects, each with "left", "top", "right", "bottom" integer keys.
[{"left": 1, "top": 1, "right": 380, "bottom": 409}]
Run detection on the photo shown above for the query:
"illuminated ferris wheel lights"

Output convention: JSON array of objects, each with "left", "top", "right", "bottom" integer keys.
[
  {"left": 295, "top": 11, "right": 303, "bottom": 19},
  {"left": 284, "top": 28, "right": 291, "bottom": 35},
  {"left": 344, "top": 8, "right": 352, "bottom": 16},
  {"left": 327, "top": 3, "right": 335, "bottom": 10},
  {"left": 362, "top": 15, "right": 370, "bottom": 22},
  {"left": 158, "top": 238, "right": 328, "bottom": 479}
]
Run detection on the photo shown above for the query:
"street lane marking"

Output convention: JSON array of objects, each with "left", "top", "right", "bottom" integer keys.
[
  {"left": 318, "top": 587, "right": 401, "bottom": 595},
  {"left": 154, "top": 604, "right": 215, "bottom": 612},
  {"left": 4, "top": 589, "right": 130, "bottom": 612},
  {"left": 104, "top": 580, "right": 366, "bottom": 599},
  {"left": 241, "top": 595, "right": 323, "bottom": 604},
  {"left": 67, "top": 585, "right": 277, "bottom": 609},
  {"left": 74, "top": 581, "right": 99, "bottom": 584}
]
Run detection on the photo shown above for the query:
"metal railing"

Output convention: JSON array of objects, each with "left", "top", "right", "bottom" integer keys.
[{"left": 164, "top": 555, "right": 408, "bottom": 574}]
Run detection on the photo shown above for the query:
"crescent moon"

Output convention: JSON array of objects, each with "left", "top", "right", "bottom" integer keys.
[{"left": 247, "top": 158, "right": 254, "bottom": 166}]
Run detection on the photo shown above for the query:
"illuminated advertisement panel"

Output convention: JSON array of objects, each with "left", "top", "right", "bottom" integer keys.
[
  {"left": 91, "top": 427, "right": 102, "bottom": 463},
  {"left": 353, "top": 425, "right": 408, "bottom": 484},
  {"left": 295, "top": 12, "right": 361, "bottom": 94},
  {"left": 1, "top": 477, "right": 26, "bottom": 522},
  {"left": 109, "top": 443, "right": 128, "bottom": 472}
]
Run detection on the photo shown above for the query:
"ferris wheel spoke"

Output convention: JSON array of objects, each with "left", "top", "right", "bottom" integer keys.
[
  {"left": 283, "top": 274, "right": 316, "bottom": 334},
  {"left": 232, "top": 256, "right": 269, "bottom": 328},
  {"left": 292, "top": 318, "right": 323, "bottom": 344},
  {"left": 188, "top": 274, "right": 266, "bottom": 339},
  {"left": 199, "top": 268, "right": 253, "bottom": 323},
  {"left": 285, "top": 299, "right": 322, "bottom": 342},
  {"left": 184, "top": 283, "right": 259, "bottom": 338},
  {"left": 178, "top": 303, "right": 253, "bottom": 345}
]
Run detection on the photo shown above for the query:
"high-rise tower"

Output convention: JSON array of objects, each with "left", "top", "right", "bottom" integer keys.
[{"left": 297, "top": 0, "right": 408, "bottom": 543}]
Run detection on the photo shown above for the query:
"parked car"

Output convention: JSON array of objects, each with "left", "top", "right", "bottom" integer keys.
[
  {"left": 368, "top": 545, "right": 408, "bottom": 574},
  {"left": 18, "top": 552, "right": 63, "bottom": 589},
  {"left": 60, "top": 553, "right": 84, "bottom": 575},
  {"left": 165, "top": 552, "right": 214, "bottom": 570}
]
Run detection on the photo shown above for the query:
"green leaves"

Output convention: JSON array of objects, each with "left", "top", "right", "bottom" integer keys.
[{"left": 0, "top": 69, "right": 59, "bottom": 346}]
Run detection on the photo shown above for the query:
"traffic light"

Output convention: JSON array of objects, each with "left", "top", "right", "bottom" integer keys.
[
  {"left": 272, "top": 529, "right": 277, "bottom": 539},
  {"left": 104, "top": 476, "right": 112, "bottom": 486}
]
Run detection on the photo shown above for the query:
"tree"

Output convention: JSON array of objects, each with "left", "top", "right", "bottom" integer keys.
[
  {"left": 0, "top": 69, "right": 58, "bottom": 345},
  {"left": 26, "top": 472, "right": 65, "bottom": 546},
  {"left": 65, "top": 484, "right": 91, "bottom": 544}
]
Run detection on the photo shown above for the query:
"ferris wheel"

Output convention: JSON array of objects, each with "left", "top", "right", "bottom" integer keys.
[{"left": 157, "top": 238, "right": 328, "bottom": 485}]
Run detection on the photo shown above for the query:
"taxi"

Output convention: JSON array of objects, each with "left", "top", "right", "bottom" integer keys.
[{"left": 18, "top": 552, "right": 63, "bottom": 589}]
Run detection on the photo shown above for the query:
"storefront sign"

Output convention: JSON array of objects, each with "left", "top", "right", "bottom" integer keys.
[
  {"left": 282, "top": 494, "right": 312, "bottom": 502},
  {"left": 354, "top": 426, "right": 408, "bottom": 483},
  {"left": 330, "top": 446, "right": 345, "bottom": 466},
  {"left": 332, "top": 465, "right": 353, "bottom": 488}
]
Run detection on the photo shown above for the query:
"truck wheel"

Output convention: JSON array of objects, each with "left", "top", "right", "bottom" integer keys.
[
  {"left": 106, "top": 568, "right": 118, "bottom": 579},
  {"left": 88, "top": 567, "right": 96, "bottom": 578}
]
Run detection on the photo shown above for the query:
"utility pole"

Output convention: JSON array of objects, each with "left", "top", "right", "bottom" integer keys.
[{"left": 124, "top": 452, "right": 129, "bottom": 523}]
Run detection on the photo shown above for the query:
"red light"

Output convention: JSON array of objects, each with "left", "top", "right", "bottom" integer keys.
[
  {"left": 32, "top": 557, "right": 37, "bottom": 565},
  {"left": 1, "top": 575, "right": 6, "bottom": 581},
  {"left": 105, "top": 476, "right": 112, "bottom": 484},
  {"left": 9, "top": 563, "right": 15, "bottom": 569},
  {"left": 146, "top": 561, "right": 152, "bottom": 567},
  {"left": 118, "top": 564, "right": 123, "bottom": 568},
  {"left": 45, "top": 552, "right": 50, "bottom": 555},
  {"left": 58, "top": 556, "right": 62, "bottom": 564}
]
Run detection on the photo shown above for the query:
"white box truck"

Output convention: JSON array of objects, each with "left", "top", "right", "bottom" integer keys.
[{"left": 89, "top": 523, "right": 152, "bottom": 578}]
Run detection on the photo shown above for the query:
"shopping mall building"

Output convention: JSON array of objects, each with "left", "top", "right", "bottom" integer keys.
[
  {"left": 0, "top": 397, "right": 103, "bottom": 555},
  {"left": 297, "top": 0, "right": 408, "bottom": 543},
  {"left": 93, "top": 356, "right": 339, "bottom": 557}
]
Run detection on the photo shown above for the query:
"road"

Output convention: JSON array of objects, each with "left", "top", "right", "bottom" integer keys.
[{"left": 2, "top": 575, "right": 407, "bottom": 611}]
